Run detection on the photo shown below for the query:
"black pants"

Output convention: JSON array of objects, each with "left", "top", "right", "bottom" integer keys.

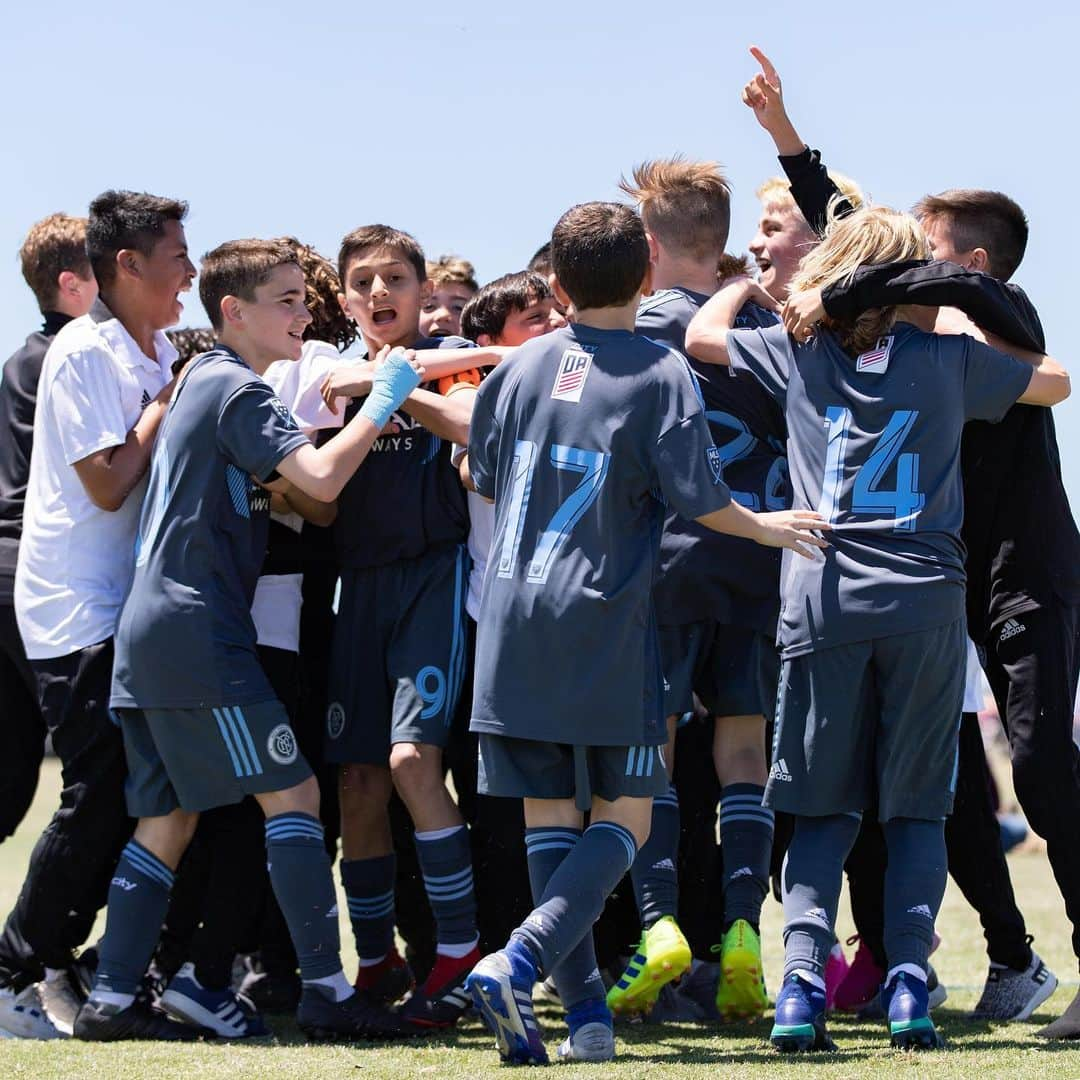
[
  {"left": 985, "top": 602, "right": 1080, "bottom": 966},
  {"left": 0, "top": 639, "right": 133, "bottom": 989},
  {"left": 846, "top": 713, "right": 1030, "bottom": 971},
  {"left": 0, "top": 599, "right": 45, "bottom": 841}
]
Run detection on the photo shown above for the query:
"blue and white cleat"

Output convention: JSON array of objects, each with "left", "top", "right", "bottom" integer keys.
[
  {"left": 465, "top": 946, "right": 548, "bottom": 1066},
  {"left": 160, "top": 963, "right": 267, "bottom": 1038},
  {"left": 770, "top": 973, "right": 836, "bottom": 1053},
  {"left": 557, "top": 999, "right": 614, "bottom": 1062},
  {"left": 883, "top": 971, "right": 943, "bottom": 1050}
]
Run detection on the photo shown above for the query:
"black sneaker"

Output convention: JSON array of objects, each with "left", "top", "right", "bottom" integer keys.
[
  {"left": 74, "top": 998, "right": 207, "bottom": 1041},
  {"left": 239, "top": 966, "right": 302, "bottom": 1013},
  {"left": 297, "top": 984, "right": 415, "bottom": 1042},
  {"left": 398, "top": 950, "right": 479, "bottom": 1029}
]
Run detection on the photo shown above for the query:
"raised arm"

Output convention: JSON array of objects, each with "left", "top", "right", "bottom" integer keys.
[{"left": 685, "top": 277, "right": 778, "bottom": 365}]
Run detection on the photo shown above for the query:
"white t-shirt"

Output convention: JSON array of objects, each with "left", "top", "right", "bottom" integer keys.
[
  {"left": 251, "top": 340, "right": 345, "bottom": 652},
  {"left": 15, "top": 301, "right": 176, "bottom": 660},
  {"left": 451, "top": 443, "right": 493, "bottom": 623}
]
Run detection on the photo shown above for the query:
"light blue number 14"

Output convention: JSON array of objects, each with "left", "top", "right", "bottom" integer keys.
[{"left": 497, "top": 440, "right": 610, "bottom": 584}]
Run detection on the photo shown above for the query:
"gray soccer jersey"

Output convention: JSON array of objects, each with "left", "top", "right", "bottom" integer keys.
[
  {"left": 111, "top": 348, "right": 309, "bottom": 709},
  {"left": 467, "top": 323, "right": 732, "bottom": 747},
  {"left": 727, "top": 322, "right": 1033, "bottom": 658}
]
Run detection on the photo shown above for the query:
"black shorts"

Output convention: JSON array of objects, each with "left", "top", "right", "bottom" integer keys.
[{"left": 661, "top": 621, "right": 769, "bottom": 719}]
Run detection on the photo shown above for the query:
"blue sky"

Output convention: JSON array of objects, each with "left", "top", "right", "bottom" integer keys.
[{"left": 2, "top": 1, "right": 1077, "bottom": 505}]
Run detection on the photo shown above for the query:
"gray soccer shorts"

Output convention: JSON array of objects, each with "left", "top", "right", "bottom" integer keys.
[
  {"left": 117, "top": 700, "right": 312, "bottom": 817},
  {"left": 478, "top": 734, "right": 669, "bottom": 812},
  {"left": 661, "top": 621, "right": 768, "bottom": 719},
  {"left": 765, "top": 619, "right": 966, "bottom": 822},
  {"left": 326, "top": 544, "right": 469, "bottom": 765}
]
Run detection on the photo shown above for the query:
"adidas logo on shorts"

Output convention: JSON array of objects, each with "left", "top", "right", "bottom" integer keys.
[
  {"left": 907, "top": 903, "right": 933, "bottom": 918},
  {"left": 999, "top": 618, "right": 1027, "bottom": 642},
  {"left": 651, "top": 858, "right": 676, "bottom": 872},
  {"left": 729, "top": 866, "right": 754, "bottom": 880},
  {"left": 770, "top": 758, "right": 793, "bottom": 783}
]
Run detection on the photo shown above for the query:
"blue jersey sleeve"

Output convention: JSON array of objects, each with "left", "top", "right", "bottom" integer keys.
[
  {"left": 217, "top": 381, "right": 310, "bottom": 482},
  {"left": 725, "top": 323, "right": 793, "bottom": 405},
  {"left": 958, "top": 336, "right": 1034, "bottom": 422}
]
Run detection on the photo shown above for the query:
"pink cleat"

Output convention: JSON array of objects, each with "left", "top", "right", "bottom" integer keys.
[{"left": 824, "top": 941, "right": 849, "bottom": 1012}]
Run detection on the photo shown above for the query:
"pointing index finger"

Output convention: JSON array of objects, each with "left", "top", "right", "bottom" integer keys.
[{"left": 749, "top": 45, "right": 780, "bottom": 89}]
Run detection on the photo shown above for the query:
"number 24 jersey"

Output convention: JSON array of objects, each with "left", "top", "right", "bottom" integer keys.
[
  {"left": 467, "top": 323, "right": 732, "bottom": 747},
  {"left": 727, "top": 322, "right": 1033, "bottom": 659}
]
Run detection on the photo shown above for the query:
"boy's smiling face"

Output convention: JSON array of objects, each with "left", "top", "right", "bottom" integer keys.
[
  {"left": 229, "top": 262, "right": 311, "bottom": 367},
  {"left": 340, "top": 246, "right": 428, "bottom": 351},
  {"left": 493, "top": 295, "right": 567, "bottom": 347},
  {"left": 749, "top": 201, "right": 818, "bottom": 302}
]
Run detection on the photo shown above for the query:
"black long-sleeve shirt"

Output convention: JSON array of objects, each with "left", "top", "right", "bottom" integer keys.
[{"left": 777, "top": 147, "right": 1080, "bottom": 640}]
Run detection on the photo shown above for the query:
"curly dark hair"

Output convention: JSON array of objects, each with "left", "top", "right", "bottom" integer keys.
[
  {"left": 276, "top": 236, "right": 356, "bottom": 350},
  {"left": 166, "top": 326, "right": 216, "bottom": 373}
]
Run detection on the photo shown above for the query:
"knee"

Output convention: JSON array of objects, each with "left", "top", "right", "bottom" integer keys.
[
  {"left": 339, "top": 763, "right": 392, "bottom": 816},
  {"left": 389, "top": 743, "right": 443, "bottom": 798}
]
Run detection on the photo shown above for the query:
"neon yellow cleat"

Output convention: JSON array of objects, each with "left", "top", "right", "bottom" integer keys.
[
  {"left": 605, "top": 915, "right": 692, "bottom": 1017},
  {"left": 714, "top": 918, "right": 768, "bottom": 1021}
]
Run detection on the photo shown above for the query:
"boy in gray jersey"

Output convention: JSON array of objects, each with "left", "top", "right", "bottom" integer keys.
[
  {"left": 462, "top": 202, "right": 827, "bottom": 1065},
  {"left": 74, "top": 240, "right": 424, "bottom": 1044},
  {"left": 686, "top": 206, "right": 1069, "bottom": 1052}
]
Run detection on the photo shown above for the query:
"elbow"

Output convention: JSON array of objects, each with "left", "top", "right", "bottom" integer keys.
[
  {"left": 1053, "top": 372, "right": 1072, "bottom": 405},
  {"left": 684, "top": 327, "right": 729, "bottom": 366},
  {"left": 87, "top": 485, "right": 126, "bottom": 513}
]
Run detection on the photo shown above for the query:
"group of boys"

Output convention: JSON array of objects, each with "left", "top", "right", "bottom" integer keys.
[{"left": 0, "top": 46, "right": 1076, "bottom": 1067}]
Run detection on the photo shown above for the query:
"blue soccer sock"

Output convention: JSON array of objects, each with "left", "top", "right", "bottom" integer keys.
[
  {"left": 340, "top": 853, "right": 397, "bottom": 964},
  {"left": 630, "top": 784, "right": 679, "bottom": 929},
  {"left": 265, "top": 813, "right": 344, "bottom": 981},
  {"left": 882, "top": 817, "right": 948, "bottom": 976},
  {"left": 524, "top": 826, "right": 605, "bottom": 1011},
  {"left": 512, "top": 822, "right": 637, "bottom": 987},
  {"left": 781, "top": 813, "right": 861, "bottom": 982},
  {"left": 719, "top": 782, "right": 774, "bottom": 931},
  {"left": 415, "top": 825, "right": 478, "bottom": 954},
  {"left": 93, "top": 840, "right": 176, "bottom": 1000}
]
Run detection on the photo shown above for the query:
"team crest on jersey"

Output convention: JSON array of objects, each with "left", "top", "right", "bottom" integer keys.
[
  {"left": 266, "top": 723, "right": 298, "bottom": 765},
  {"left": 268, "top": 395, "right": 298, "bottom": 428},
  {"left": 550, "top": 347, "right": 595, "bottom": 403},
  {"left": 706, "top": 445, "right": 724, "bottom": 485},
  {"left": 855, "top": 336, "right": 894, "bottom": 374},
  {"left": 327, "top": 702, "right": 346, "bottom": 740}
]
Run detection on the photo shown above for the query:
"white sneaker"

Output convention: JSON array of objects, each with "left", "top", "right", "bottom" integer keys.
[
  {"left": 556, "top": 1020, "right": 614, "bottom": 1062},
  {"left": 39, "top": 971, "right": 85, "bottom": 1036},
  {"left": 0, "top": 983, "right": 65, "bottom": 1039}
]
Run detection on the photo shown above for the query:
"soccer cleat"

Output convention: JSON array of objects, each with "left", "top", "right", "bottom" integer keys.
[
  {"left": 465, "top": 947, "right": 548, "bottom": 1065},
  {"left": 297, "top": 984, "right": 414, "bottom": 1042},
  {"left": 354, "top": 948, "right": 415, "bottom": 1006},
  {"left": 770, "top": 973, "right": 836, "bottom": 1053},
  {"left": 714, "top": 919, "right": 768, "bottom": 1021},
  {"left": 647, "top": 960, "right": 720, "bottom": 1022},
  {"left": 73, "top": 998, "right": 205, "bottom": 1041},
  {"left": 38, "top": 971, "right": 86, "bottom": 1036},
  {"left": 971, "top": 951, "right": 1058, "bottom": 1022},
  {"left": 399, "top": 948, "right": 479, "bottom": 1029},
  {"left": 824, "top": 941, "right": 849, "bottom": 1012},
  {"left": 0, "top": 983, "right": 65, "bottom": 1039},
  {"left": 833, "top": 935, "right": 884, "bottom": 1012},
  {"left": 556, "top": 1021, "right": 615, "bottom": 1062},
  {"left": 238, "top": 966, "right": 301, "bottom": 1014},
  {"left": 882, "top": 971, "right": 943, "bottom": 1050},
  {"left": 160, "top": 963, "right": 268, "bottom": 1038},
  {"left": 858, "top": 962, "right": 946, "bottom": 1020},
  {"left": 605, "top": 915, "right": 692, "bottom": 1017}
]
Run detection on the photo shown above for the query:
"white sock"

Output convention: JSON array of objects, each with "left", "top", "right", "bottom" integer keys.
[
  {"left": 437, "top": 935, "right": 479, "bottom": 960},
  {"left": 886, "top": 963, "right": 926, "bottom": 984},
  {"left": 794, "top": 968, "right": 827, "bottom": 991},
  {"left": 357, "top": 953, "right": 387, "bottom": 968},
  {"left": 89, "top": 990, "right": 136, "bottom": 1010},
  {"left": 415, "top": 825, "right": 466, "bottom": 842},
  {"left": 305, "top": 969, "right": 354, "bottom": 1002}
]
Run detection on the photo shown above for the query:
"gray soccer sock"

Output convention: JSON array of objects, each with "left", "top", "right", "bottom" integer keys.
[
  {"left": 524, "top": 827, "right": 605, "bottom": 1010},
  {"left": 340, "top": 853, "right": 396, "bottom": 962},
  {"left": 415, "top": 825, "right": 478, "bottom": 949},
  {"left": 882, "top": 817, "right": 948, "bottom": 975},
  {"left": 781, "top": 813, "right": 862, "bottom": 981},
  {"left": 630, "top": 784, "right": 679, "bottom": 929},
  {"left": 265, "top": 814, "right": 344, "bottom": 980},
  {"left": 719, "top": 782, "right": 774, "bottom": 931},
  {"left": 513, "top": 821, "right": 637, "bottom": 986},
  {"left": 94, "top": 840, "right": 175, "bottom": 997}
]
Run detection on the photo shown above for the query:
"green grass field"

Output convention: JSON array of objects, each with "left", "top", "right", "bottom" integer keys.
[{"left": 1, "top": 759, "right": 1077, "bottom": 1078}]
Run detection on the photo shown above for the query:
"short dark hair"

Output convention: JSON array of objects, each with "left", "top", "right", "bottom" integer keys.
[
  {"left": 337, "top": 225, "right": 426, "bottom": 287},
  {"left": 461, "top": 271, "right": 552, "bottom": 342},
  {"left": 914, "top": 189, "right": 1028, "bottom": 281},
  {"left": 527, "top": 241, "right": 552, "bottom": 277},
  {"left": 198, "top": 239, "right": 300, "bottom": 332},
  {"left": 85, "top": 190, "right": 188, "bottom": 286},
  {"left": 19, "top": 213, "right": 92, "bottom": 312},
  {"left": 550, "top": 203, "right": 649, "bottom": 310}
]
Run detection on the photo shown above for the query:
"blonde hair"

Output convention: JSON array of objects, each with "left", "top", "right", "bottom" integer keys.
[
  {"left": 427, "top": 255, "right": 478, "bottom": 292},
  {"left": 756, "top": 171, "right": 864, "bottom": 216},
  {"left": 791, "top": 205, "right": 930, "bottom": 354},
  {"left": 619, "top": 157, "right": 731, "bottom": 260}
]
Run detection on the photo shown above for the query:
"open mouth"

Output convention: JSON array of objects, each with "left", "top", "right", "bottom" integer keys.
[
  {"left": 755, "top": 259, "right": 772, "bottom": 275},
  {"left": 287, "top": 329, "right": 304, "bottom": 342},
  {"left": 373, "top": 307, "right": 397, "bottom": 326}
]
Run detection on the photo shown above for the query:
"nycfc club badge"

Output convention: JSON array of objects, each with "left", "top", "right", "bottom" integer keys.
[
  {"left": 855, "top": 335, "right": 894, "bottom": 374},
  {"left": 326, "top": 702, "right": 346, "bottom": 740},
  {"left": 551, "top": 347, "right": 595, "bottom": 403},
  {"left": 266, "top": 723, "right": 299, "bottom": 765},
  {"left": 706, "top": 445, "right": 724, "bottom": 485}
]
